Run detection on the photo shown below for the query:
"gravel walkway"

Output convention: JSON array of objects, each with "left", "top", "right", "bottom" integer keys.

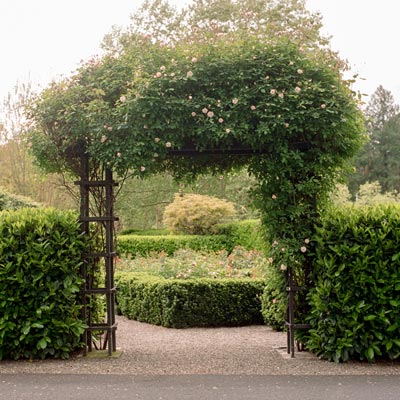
[{"left": 0, "top": 316, "right": 399, "bottom": 376}]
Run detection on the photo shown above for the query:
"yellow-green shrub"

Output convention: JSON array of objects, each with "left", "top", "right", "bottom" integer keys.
[{"left": 163, "top": 193, "right": 235, "bottom": 235}]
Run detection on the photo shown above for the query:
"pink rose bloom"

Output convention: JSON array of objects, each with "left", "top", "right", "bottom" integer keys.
[
  {"left": 207, "top": 111, "right": 214, "bottom": 118},
  {"left": 295, "top": 86, "right": 301, "bottom": 93},
  {"left": 297, "top": 69, "right": 304, "bottom": 74},
  {"left": 300, "top": 246, "right": 307, "bottom": 253},
  {"left": 202, "top": 108, "right": 208, "bottom": 114},
  {"left": 119, "top": 95, "right": 126, "bottom": 102},
  {"left": 232, "top": 98, "right": 239, "bottom": 105},
  {"left": 270, "top": 89, "right": 277, "bottom": 95},
  {"left": 101, "top": 135, "right": 107, "bottom": 143},
  {"left": 218, "top": 118, "right": 224, "bottom": 123},
  {"left": 165, "top": 142, "right": 172, "bottom": 148},
  {"left": 191, "top": 112, "right": 197, "bottom": 117},
  {"left": 250, "top": 105, "right": 256, "bottom": 110},
  {"left": 187, "top": 71, "right": 193, "bottom": 78}
]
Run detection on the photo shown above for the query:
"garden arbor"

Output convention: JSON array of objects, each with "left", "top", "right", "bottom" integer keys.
[{"left": 28, "top": 36, "right": 364, "bottom": 356}]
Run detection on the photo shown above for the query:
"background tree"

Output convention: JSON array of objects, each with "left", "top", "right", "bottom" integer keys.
[
  {"left": 349, "top": 85, "right": 400, "bottom": 194},
  {"left": 0, "top": 82, "right": 76, "bottom": 209}
]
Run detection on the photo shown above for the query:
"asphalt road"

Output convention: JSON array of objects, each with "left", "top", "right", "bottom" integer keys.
[{"left": 1, "top": 374, "right": 400, "bottom": 400}]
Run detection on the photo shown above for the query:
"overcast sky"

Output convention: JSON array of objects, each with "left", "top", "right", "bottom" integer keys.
[{"left": 1, "top": 0, "right": 399, "bottom": 109}]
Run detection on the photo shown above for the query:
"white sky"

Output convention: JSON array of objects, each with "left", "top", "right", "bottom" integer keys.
[{"left": 0, "top": 0, "right": 399, "bottom": 109}]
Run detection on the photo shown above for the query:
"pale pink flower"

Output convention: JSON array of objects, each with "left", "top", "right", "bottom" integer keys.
[
  {"left": 281, "top": 247, "right": 286, "bottom": 252},
  {"left": 218, "top": 118, "right": 224, "bottom": 123},
  {"left": 304, "top": 238, "right": 310, "bottom": 244},
  {"left": 201, "top": 108, "right": 208, "bottom": 115},
  {"left": 278, "top": 92, "right": 284, "bottom": 99},
  {"left": 250, "top": 105, "right": 256, "bottom": 110},
  {"left": 295, "top": 86, "right": 301, "bottom": 93},
  {"left": 285, "top": 123, "right": 290, "bottom": 128},
  {"left": 280, "top": 264, "right": 287, "bottom": 271},
  {"left": 140, "top": 166, "right": 146, "bottom": 172},
  {"left": 321, "top": 104, "right": 327, "bottom": 109},
  {"left": 207, "top": 111, "right": 214, "bottom": 118},
  {"left": 155, "top": 72, "right": 162, "bottom": 78},
  {"left": 272, "top": 299, "right": 279, "bottom": 304},
  {"left": 160, "top": 66, "right": 166, "bottom": 72},
  {"left": 270, "top": 89, "right": 277, "bottom": 95},
  {"left": 107, "top": 126, "right": 113, "bottom": 131},
  {"left": 265, "top": 75, "right": 270, "bottom": 80},
  {"left": 101, "top": 135, "right": 107, "bottom": 143},
  {"left": 116, "top": 152, "right": 122, "bottom": 157},
  {"left": 226, "top": 128, "right": 231, "bottom": 134},
  {"left": 165, "top": 142, "right": 172, "bottom": 148},
  {"left": 289, "top": 61, "right": 294, "bottom": 66},
  {"left": 232, "top": 98, "right": 239, "bottom": 105},
  {"left": 143, "top": 125, "right": 148, "bottom": 129},
  {"left": 187, "top": 71, "right": 193, "bottom": 78},
  {"left": 272, "top": 241, "right": 278, "bottom": 247},
  {"left": 300, "top": 246, "right": 307, "bottom": 253},
  {"left": 191, "top": 112, "right": 197, "bottom": 117},
  {"left": 191, "top": 57, "right": 198, "bottom": 63},
  {"left": 154, "top": 137, "right": 161, "bottom": 143},
  {"left": 188, "top": 95, "right": 193, "bottom": 100},
  {"left": 297, "top": 69, "right": 304, "bottom": 74},
  {"left": 272, "top": 194, "right": 277, "bottom": 199},
  {"left": 268, "top": 257, "right": 273, "bottom": 264},
  {"left": 119, "top": 95, "right": 127, "bottom": 102},
  {"left": 170, "top": 72, "right": 175, "bottom": 77}
]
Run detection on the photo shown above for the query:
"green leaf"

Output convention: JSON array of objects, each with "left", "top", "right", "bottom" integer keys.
[{"left": 37, "top": 338, "right": 48, "bottom": 350}]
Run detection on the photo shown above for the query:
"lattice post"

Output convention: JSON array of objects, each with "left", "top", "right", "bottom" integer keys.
[{"left": 76, "top": 158, "right": 118, "bottom": 356}]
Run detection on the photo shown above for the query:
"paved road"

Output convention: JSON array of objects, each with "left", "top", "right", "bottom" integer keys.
[{"left": 1, "top": 374, "right": 400, "bottom": 400}]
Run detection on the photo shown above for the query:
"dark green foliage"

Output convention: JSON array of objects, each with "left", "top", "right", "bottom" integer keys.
[
  {"left": 306, "top": 205, "right": 400, "bottom": 362},
  {"left": 213, "top": 219, "right": 266, "bottom": 251},
  {"left": 116, "top": 272, "right": 265, "bottom": 328},
  {"left": 117, "top": 234, "right": 232, "bottom": 257},
  {"left": 0, "top": 187, "right": 41, "bottom": 211},
  {"left": 260, "top": 266, "right": 287, "bottom": 331},
  {"left": 0, "top": 208, "right": 86, "bottom": 360}
]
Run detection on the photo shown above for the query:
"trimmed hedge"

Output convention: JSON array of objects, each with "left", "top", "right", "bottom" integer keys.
[
  {"left": 117, "top": 234, "right": 232, "bottom": 257},
  {"left": 0, "top": 208, "right": 86, "bottom": 360},
  {"left": 306, "top": 205, "right": 400, "bottom": 362},
  {"left": 116, "top": 272, "right": 265, "bottom": 328},
  {"left": 213, "top": 219, "right": 266, "bottom": 251}
]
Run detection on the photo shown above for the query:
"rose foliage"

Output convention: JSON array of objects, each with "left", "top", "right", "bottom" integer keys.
[{"left": 28, "top": 7, "right": 365, "bottom": 326}]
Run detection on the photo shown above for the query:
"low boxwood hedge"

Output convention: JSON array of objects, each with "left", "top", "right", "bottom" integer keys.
[
  {"left": 116, "top": 271, "right": 265, "bottom": 328},
  {"left": 117, "top": 234, "right": 232, "bottom": 257}
]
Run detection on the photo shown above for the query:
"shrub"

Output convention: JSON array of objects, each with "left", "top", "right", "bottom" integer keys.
[
  {"left": 0, "top": 187, "right": 41, "bottom": 210},
  {"left": 117, "top": 234, "right": 232, "bottom": 257},
  {"left": 0, "top": 208, "right": 86, "bottom": 360},
  {"left": 116, "top": 247, "right": 269, "bottom": 280},
  {"left": 260, "top": 266, "right": 287, "bottom": 331},
  {"left": 116, "top": 272, "right": 265, "bottom": 328},
  {"left": 118, "top": 228, "right": 170, "bottom": 236},
  {"left": 306, "top": 205, "right": 400, "bottom": 362},
  {"left": 213, "top": 219, "right": 266, "bottom": 251},
  {"left": 163, "top": 193, "right": 236, "bottom": 235}
]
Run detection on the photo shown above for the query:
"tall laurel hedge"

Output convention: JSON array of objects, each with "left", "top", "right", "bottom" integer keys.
[{"left": 0, "top": 208, "right": 86, "bottom": 360}]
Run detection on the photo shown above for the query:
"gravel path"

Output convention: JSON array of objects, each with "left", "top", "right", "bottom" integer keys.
[{"left": 0, "top": 316, "right": 399, "bottom": 376}]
